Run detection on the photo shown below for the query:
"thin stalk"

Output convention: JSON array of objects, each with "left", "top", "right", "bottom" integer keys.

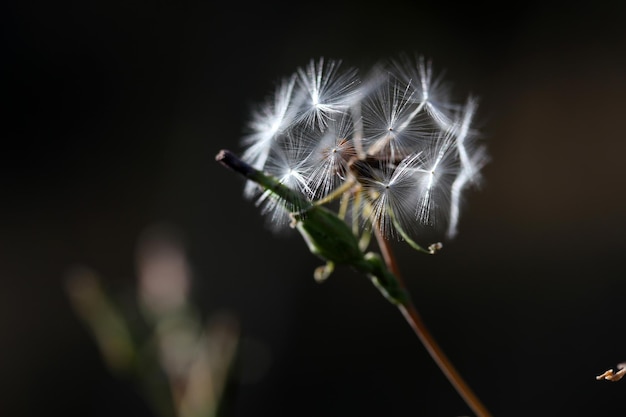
[
  {"left": 217, "top": 149, "right": 492, "bottom": 416},
  {"left": 373, "top": 228, "right": 492, "bottom": 417}
]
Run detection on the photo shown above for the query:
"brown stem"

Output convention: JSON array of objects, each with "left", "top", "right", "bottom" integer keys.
[{"left": 374, "top": 228, "right": 493, "bottom": 417}]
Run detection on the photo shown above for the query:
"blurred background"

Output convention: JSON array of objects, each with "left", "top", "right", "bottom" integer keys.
[{"left": 3, "top": 1, "right": 626, "bottom": 416}]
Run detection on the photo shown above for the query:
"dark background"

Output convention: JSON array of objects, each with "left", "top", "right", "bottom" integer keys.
[{"left": 3, "top": 1, "right": 626, "bottom": 416}]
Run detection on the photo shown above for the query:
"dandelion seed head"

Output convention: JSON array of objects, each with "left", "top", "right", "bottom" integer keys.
[{"left": 236, "top": 54, "right": 488, "bottom": 244}]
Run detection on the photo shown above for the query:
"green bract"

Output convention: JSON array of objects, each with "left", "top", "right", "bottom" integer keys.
[{"left": 217, "top": 149, "right": 408, "bottom": 305}]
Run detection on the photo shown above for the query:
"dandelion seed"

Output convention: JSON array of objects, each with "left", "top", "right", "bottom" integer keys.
[
  {"left": 294, "top": 58, "right": 360, "bottom": 130},
  {"left": 361, "top": 71, "right": 429, "bottom": 162},
  {"left": 356, "top": 152, "right": 423, "bottom": 239},
  {"left": 447, "top": 144, "right": 488, "bottom": 238},
  {"left": 454, "top": 98, "right": 481, "bottom": 177},
  {"left": 255, "top": 135, "right": 315, "bottom": 228},
  {"left": 447, "top": 99, "right": 489, "bottom": 237},
  {"left": 241, "top": 75, "right": 298, "bottom": 197},
  {"left": 412, "top": 130, "right": 459, "bottom": 227},
  {"left": 391, "top": 55, "right": 459, "bottom": 132},
  {"left": 305, "top": 112, "right": 358, "bottom": 199}
]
